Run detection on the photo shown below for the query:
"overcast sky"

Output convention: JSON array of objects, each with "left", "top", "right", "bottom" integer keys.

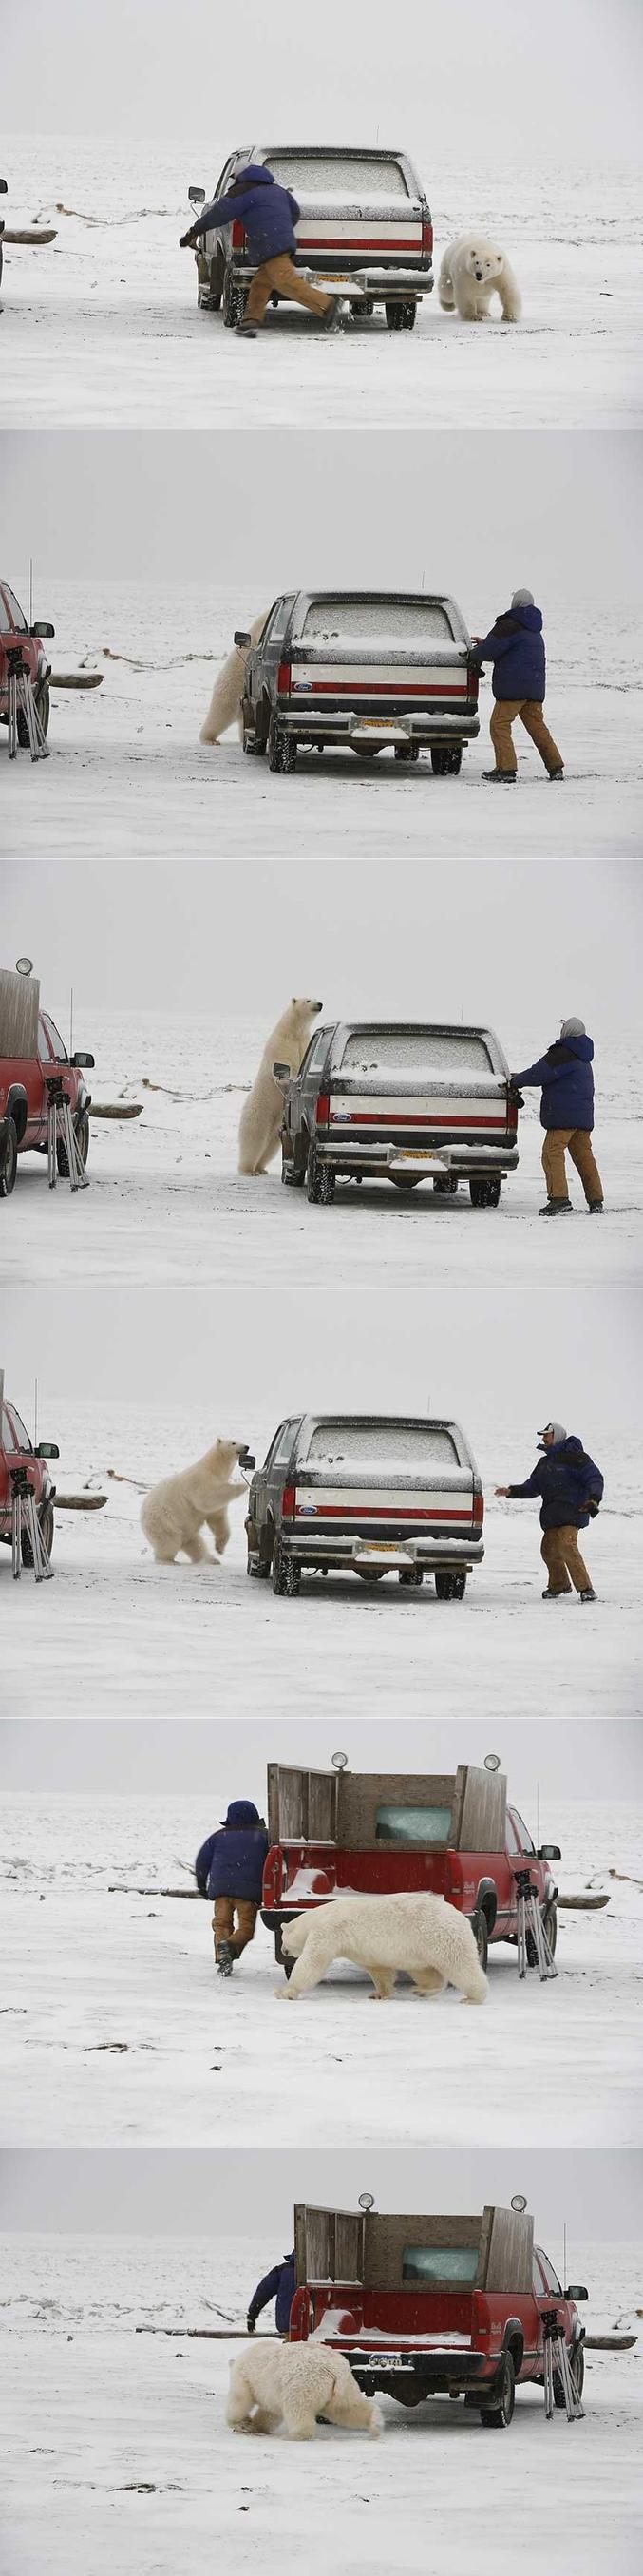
[
  {"left": 2, "top": 1286, "right": 640, "bottom": 1446},
  {"left": 2, "top": 859, "right": 641, "bottom": 1029},
  {"left": 3, "top": 1713, "right": 639, "bottom": 1802},
  {"left": 3, "top": 430, "right": 641, "bottom": 603},
  {"left": 1, "top": 2147, "right": 640, "bottom": 2239},
  {"left": 3, "top": 0, "right": 640, "bottom": 157}
]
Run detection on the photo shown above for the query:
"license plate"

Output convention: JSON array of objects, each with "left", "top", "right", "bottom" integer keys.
[
  {"left": 313, "top": 272, "right": 356, "bottom": 287},
  {"left": 356, "top": 1541, "right": 406, "bottom": 1557},
  {"left": 395, "top": 1149, "right": 441, "bottom": 1164},
  {"left": 353, "top": 717, "right": 404, "bottom": 733}
]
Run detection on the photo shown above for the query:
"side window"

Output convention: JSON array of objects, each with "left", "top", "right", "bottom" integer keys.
[
  {"left": 273, "top": 1421, "right": 296, "bottom": 1470},
  {"left": 505, "top": 1812, "right": 520, "bottom": 1858},
  {"left": 2, "top": 585, "right": 28, "bottom": 632},
  {"left": 2, "top": 1406, "right": 17, "bottom": 1451},
  {"left": 9, "top": 1407, "right": 31, "bottom": 1451},
  {"left": 301, "top": 1029, "right": 330, "bottom": 1078},
  {"left": 536, "top": 2249, "right": 562, "bottom": 2297},
  {"left": 42, "top": 1014, "right": 67, "bottom": 1062},
  {"left": 38, "top": 1018, "right": 55, "bottom": 1064},
  {"left": 512, "top": 1810, "right": 535, "bottom": 1857},
  {"left": 0, "top": 592, "right": 14, "bottom": 634},
  {"left": 265, "top": 599, "right": 291, "bottom": 645}
]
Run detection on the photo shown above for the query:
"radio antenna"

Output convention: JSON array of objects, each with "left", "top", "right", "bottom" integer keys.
[
  {"left": 563, "top": 2220, "right": 567, "bottom": 2292},
  {"left": 34, "top": 1376, "right": 38, "bottom": 1447},
  {"left": 29, "top": 557, "right": 33, "bottom": 625},
  {"left": 69, "top": 987, "right": 74, "bottom": 1057}
]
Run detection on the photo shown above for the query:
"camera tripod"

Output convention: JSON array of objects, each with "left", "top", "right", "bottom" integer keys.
[
  {"left": 514, "top": 1866, "right": 558, "bottom": 1982},
  {"left": 47, "top": 1078, "right": 89, "bottom": 1192},
  {"left": 541, "top": 2310, "right": 585, "bottom": 2421},
  {"left": 9, "top": 1467, "right": 53, "bottom": 1583},
  {"left": 5, "top": 645, "right": 50, "bottom": 762}
]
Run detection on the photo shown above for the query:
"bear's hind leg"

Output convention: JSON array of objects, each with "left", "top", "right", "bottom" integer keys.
[
  {"left": 283, "top": 2408, "right": 318, "bottom": 2441},
  {"left": 411, "top": 1967, "right": 446, "bottom": 1997},
  {"left": 180, "top": 1532, "right": 210, "bottom": 1564},
  {"left": 227, "top": 2368, "right": 255, "bottom": 2430},
  {"left": 367, "top": 1964, "right": 397, "bottom": 2000},
  {"left": 246, "top": 2406, "right": 282, "bottom": 2434}
]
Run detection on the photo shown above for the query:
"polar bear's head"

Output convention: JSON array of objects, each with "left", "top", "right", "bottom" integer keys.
[
  {"left": 292, "top": 997, "right": 323, "bottom": 1028},
  {"left": 282, "top": 1910, "right": 312, "bottom": 1957},
  {"left": 207, "top": 1438, "right": 252, "bottom": 1477},
  {"left": 464, "top": 243, "right": 504, "bottom": 286}
]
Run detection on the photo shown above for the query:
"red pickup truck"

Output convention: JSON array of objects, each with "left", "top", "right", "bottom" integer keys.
[
  {"left": 0, "top": 965, "right": 94, "bottom": 1198},
  {"left": 261, "top": 1758, "right": 560, "bottom": 1975},
  {"left": 0, "top": 577, "right": 54, "bottom": 742},
  {"left": 0, "top": 1374, "right": 60, "bottom": 1565},
  {"left": 290, "top": 2199, "right": 588, "bottom": 2426}
]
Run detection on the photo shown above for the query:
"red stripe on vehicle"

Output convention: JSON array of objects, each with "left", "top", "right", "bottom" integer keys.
[
  {"left": 293, "top": 682, "right": 469, "bottom": 698},
  {"left": 295, "top": 1505, "right": 474, "bottom": 1522},
  {"left": 297, "top": 237, "right": 423, "bottom": 252},
  {"left": 330, "top": 1113, "right": 507, "bottom": 1129}
]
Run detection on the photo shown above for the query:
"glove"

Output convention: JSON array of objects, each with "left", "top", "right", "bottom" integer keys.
[
  {"left": 507, "top": 1083, "right": 524, "bottom": 1107},
  {"left": 180, "top": 228, "right": 198, "bottom": 249},
  {"left": 246, "top": 2313, "right": 256, "bottom": 2335},
  {"left": 586, "top": 1498, "right": 601, "bottom": 1517}
]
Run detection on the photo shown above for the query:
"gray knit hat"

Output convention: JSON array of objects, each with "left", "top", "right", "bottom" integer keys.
[
  {"left": 511, "top": 588, "right": 535, "bottom": 608},
  {"left": 538, "top": 1422, "right": 567, "bottom": 1446},
  {"left": 560, "top": 1017, "right": 586, "bottom": 1039}
]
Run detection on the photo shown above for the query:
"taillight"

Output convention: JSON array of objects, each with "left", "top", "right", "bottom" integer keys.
[
  {"left": 281, "top": 1482, "right": 296, "bottom": 1523},
  {"left": 231, "top": 219, "right": 245, "bottom": 250},
  {"left": 315, "top": 1092, "right": 330, "bottom": 1129},
  {"left": 507, "top": 1087, "right": 519, "bottom": 1134},
  {"left": 473, "top": 1492, "right": 484, "bottom": 1526},
  {"left": 276, "top": 659, "right": 292, "bottom": 696},
  {"left": 468, "top": 662, "right": 480, "bottom": 700},
  {"left": 422, "top": 217, "right": 433, "bottom": 256}
]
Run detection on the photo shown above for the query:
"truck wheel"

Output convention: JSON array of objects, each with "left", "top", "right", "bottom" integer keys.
[
  {"left": 0, "top": 1117, "right": 18, "bottom": 1198},
  {"left": 318, "top": 1164, "right": 335, "bottom": 1204},
  {"left": 469, "top": 1175, "right": 501, "bottom": 1210},
  {"left": 56, "top": 1110, "right": 89, "bottom": 1178},
  {"left": 267, "top": 715, "right": 284, "bottom": 773},
  {"left": 431, "top": 745, "right": 463, "bottom": 776},
  {"left": 385, "top": 302, "right": 405, "bottom": 330},
  {"left": 472, "top": 1911, "right": 489, "bottom": 1973},
  {"left": 272, "top": 1538, "right": 300, "bottom": 1596},
  {"left": 433, "top": 1174, "right": 459, "bottom": 1196},
  {"left": 480, "top": 2353, "right": 515, "bottom": 2429},
  {"left": 435, "top": 1569, "right": 467, "bottom": 1600},
  {"left": 399, "top": 1567, "right": 424, "bottom": 1587},
  {"left": 222, "top": 265, "right": 246, "bottom": 327},
  {"left": 281, "top": 1154, "right": 304, "bottom": 1189},
  {"left": 22, "top": 1502, "right": 54, "bottom": 1568},
  {"left": 306, "top": 1145, "right": 323, "bottom": 1203},
  {"left": 554, "top": 2343, "right": 583, "bottom": 2408}
]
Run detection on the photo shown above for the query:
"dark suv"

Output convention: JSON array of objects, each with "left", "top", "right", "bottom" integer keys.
[
  {"left": 246, "top": 1413, "right": 484, "bottom": 1596},
  {"left": 235, "top": 590, "right": 479, "bottom": 774}
]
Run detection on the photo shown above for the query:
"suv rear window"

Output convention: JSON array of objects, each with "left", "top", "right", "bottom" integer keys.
[
  {"left": 338, "top": 1030, "right": 495, "bottom": 1078},
  {"left": 403, "top": 2246, "right": 479, "bottom": 2285},
  {"left": 300, "top": 598, "right": 454, "bottom": 645},
  {"left": 265, "top": 153, "right": 410, "bottom": 198},
  {"left": 376, "top": 1804, "right": 452, "bottom": 1844},
  {"left": 303, "top": 1423, "right": 460, "bottom": 1473}
]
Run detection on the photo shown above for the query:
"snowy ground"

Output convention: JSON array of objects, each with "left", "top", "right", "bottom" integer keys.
[
  {"left": 2, "top": 584, "right": 641, "bottom": 859},
  {"left": 0, "top": 1392, "right": 638, "bottom": 1719},
  {"left": 1, "top": 2230, "right": 641, "bottom": 2576},
  {"left": 1, "top": 1795, "right": 641, "bottom": 2148},
  {"left": 3, "top": 1012, "right": 641, "bottom": 1291},
  {"left": 1, "top": 142, "right": 641, "bottom": 431}
]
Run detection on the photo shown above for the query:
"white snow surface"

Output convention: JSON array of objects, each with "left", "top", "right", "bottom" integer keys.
[
  {"left": 1, "top": 140, "right": 640, "bottom": 430},
  {"left": 2, "top": 1012, "right": 641, "bottom": 1292},
  {"left": 2, "top": 584, "right": 641, "bottom": 859},
  {"left": 1, "top": 2231, "right": 641, "bottom": 2576},
  {"left": 1, "top": 1796, "right": 641, "bottom": 2149}
]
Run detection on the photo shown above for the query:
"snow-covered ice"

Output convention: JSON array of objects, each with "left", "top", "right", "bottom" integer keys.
[
  {"left": 2, "top": 583, "right": 640, "bottom": 859},
  {"left": 1, "top": 141, "right": 640, "bottom": 430},
  {"left": 2, "top": 1011, "right": 641, "bottom": 1291},
  {"left": 1, "top": 2229, "right": 640, "bottom": 2576},
  {"left": 1, "top": 1794, "right": 641, "bottom": 2147}
]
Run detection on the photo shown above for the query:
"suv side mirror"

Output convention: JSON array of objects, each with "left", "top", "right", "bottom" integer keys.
[
  {"left": 72, "top": 1051, "right": 95, "bottom": 1069},
  {"left": 30, "top": 620, "right": 55, "bottom": 639},
  {"left": 273, "top": 1062, "right": 291, "bottom": 1084},
  {"left": 240, "top": 1453, "right": 255, "bottom": 1471},
  {"left": 565, "top": 2285, "right": 588, "bottom": 2301},
  {"left": 234, "top": 630, "right": 252, "bottom": 650},
  {"left": 188, "top": 185, "right": 205, "bottom": 206},
  {"left": 36, "top": 1441, "right": 60, "bottom": 1460},
  {"left": 0, "top": 180, "right": 8, "bottom": 195},
  {"left": 538, "top": 1844, "right": 561, "bottom": 1861}
]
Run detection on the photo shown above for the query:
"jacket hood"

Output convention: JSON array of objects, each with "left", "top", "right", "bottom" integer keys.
[
  {"left": 549, "top": 1034, "right": 594, "bottom": 1064},
  {"left": 511, "top": 603, "right": 542, "bottom": 633},
  {"left": 235, "top": 164, "right": 275, "bottom": 189},
  {"left": 222, "top": 1799, "right": 262, "bottom": 1829}
]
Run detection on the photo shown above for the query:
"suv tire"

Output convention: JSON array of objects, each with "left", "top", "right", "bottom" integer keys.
[
  {"left": 0, "top": 1117, "right": 18, "bottom": 1198},
  {"left": 480, "top": 2352, "right": 516, "bottom": 2429}
]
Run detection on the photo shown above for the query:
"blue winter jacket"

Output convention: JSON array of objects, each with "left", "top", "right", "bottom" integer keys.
[
  {"left": 195, "top": 164, "right": 299, "bottom": 264},
  {"left": 508, "top": 1435, "right": 604, "bottom": 1531},
  {"left": 513, "top": 1033, "right": 595, "bottom": 1132},
  {"left": 248, "top": 2256, "right": 296, "bottom": 2335},
  {"left": 472, "top": 604, "right": 546, "bottom": 700},
  {"left": 195, "top": 1802, "right": 269, "bottom": 1904}
]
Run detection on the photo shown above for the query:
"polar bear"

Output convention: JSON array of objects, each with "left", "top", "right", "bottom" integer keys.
[
  {"left": 140, "top": 1437, "right": 249, "bottom": 1564},
  {"left": 227, "top": 2338, "right": 381, "bottom": 2443},
  {"left": 439, "top": 237, "right": 521, "bottom": 323},
  {"left": 280, "top": 1890, "right": 488, "bottom": 2004},
  {"left": 199, "top": 609, "right": 271, "bottom": 745},
  {"left": 238, "top": 997, "right": 323, "bottom": 1176}
]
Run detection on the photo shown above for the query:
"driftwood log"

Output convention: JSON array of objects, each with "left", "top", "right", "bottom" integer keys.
[
  {"left": 2, "top": 227, "right": 58, "bottom": 246},
  {"left": 136, "top": 2326, "right": 278, "bottom": 2340},
  {"left": 556, "top": 1894, "right": 611, "bottom": 1912},
  {"left": 50, "top": 672, "right": 104, "bottom": 690},
  {"left": 583, "top": 2335, "right": 637, "bottom": 2352},
  {"left": 55, "top": 1494, "right": 107, "bottom": 1512},
  {"left": 88, "top": 1102, "right": 142, "bottom": 1120},
  {"left": 109, "top": 1885, "right": 199, "bottom": 1898}
]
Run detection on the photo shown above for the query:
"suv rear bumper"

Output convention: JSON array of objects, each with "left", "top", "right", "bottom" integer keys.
[
  {"left": 313, "top": 1139, "right": 519, "bottom": 1178},
  {"left": 279, "top": 708, "right": 479, "bottom": 745},
  {"left": 277, "top": 1532, "right": 483, "bottom": 1571},
  {"left": 332, "top": 2347, "right": 499, "bottom": 2399},
  {"left": 229, "top": 258, "right": 433, "bottom": 300}
]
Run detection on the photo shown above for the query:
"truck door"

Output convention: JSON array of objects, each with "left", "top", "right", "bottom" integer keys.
[{"left": 533, "top": 2248, "right": 568, "bottom": 2367}]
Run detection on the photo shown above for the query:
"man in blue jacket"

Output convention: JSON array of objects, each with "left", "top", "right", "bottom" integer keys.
[
  {"left": 512, "top": 1017, "right": 604, "bottom": 1214},
  {"left": 495, "top": 1421, "right": 603, "bottom": 1600},
  {"left": 195, "top": 1800, "right": 269, "bottom": 1975},
  {"left": 180, "top": 162, "right": 340, "bottom": 338},
  {"left": 246, "top": 2251, "right": 296, "bottom": 2338},
  {"left": 470, "top": 589, "right": 564, "bottom": 781}
]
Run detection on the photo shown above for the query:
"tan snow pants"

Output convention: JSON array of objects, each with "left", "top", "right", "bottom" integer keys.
[
  {"left": 489, "top": 697, "right": 563, "bottom": 774},
  {"left": 245, "top": 255, "right": 332, "bottom": 325},
  {"left": 213, "top": 1896, "right": 258, "bottom": 1957},
  {"left": 540, "top": 1525, "right": 592, "bottom": 1594},
  {"left": 542, "top": 1128, "right": 603, "bottom": 1205}
]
